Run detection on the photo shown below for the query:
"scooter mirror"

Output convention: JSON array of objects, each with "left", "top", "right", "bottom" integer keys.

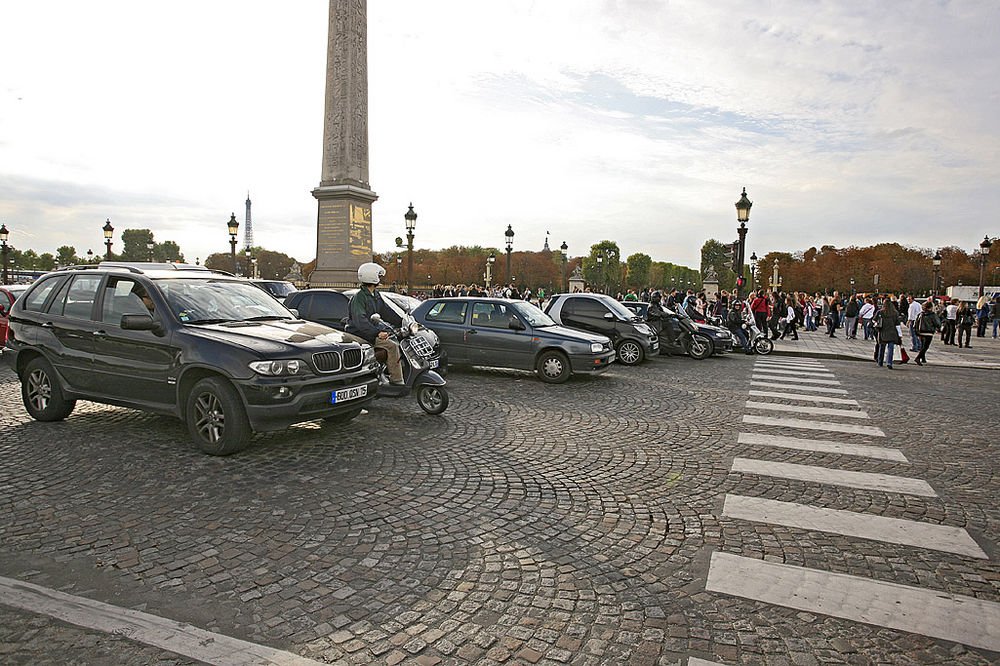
[{"left": 371, "top": 313, "right": 383, "bottom": 323}]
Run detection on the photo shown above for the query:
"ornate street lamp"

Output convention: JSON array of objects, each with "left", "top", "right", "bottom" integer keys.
[
  {"left": 596, "top": 254, "right": 604, "bottom": 294},
  {"left": 505, "top": 224, "right": 515, "bottom": 283},
  {"left": 86, "top": 249, "right": 94, "bottom": 264},
  {"left": 0, "top": 223, "right": 9, "bottom": 285},
  {"left": 979, "top": 235, "right": 995, "bottom": 298},
  {"left": 227, "top": 213, "right": 239, "bottom": 273},
  {"left": 932, "top": 250, "right": 942, "bottom": 297},
  {"left": 604, "top": 248, "right": 617, "bottom": 295},
  {"left": 244, "top": 248, "right": 253, "bottom": 278},
  {"left": 103, "top": 219, "right": 115, "bottom": 259},
  {"left": 749, "top": 251, "right": 758, "bottom": 291},
  {"left": 850, "top": 277, "right": 856, "bottom": 294},
  {"left": 486, "top": 251, "right": 496, "bottom": 288},
  {"left": 734, "top": 187, "right": 752, "bottom": 301},
  {"left": 560, "top": 241, "right": 568, "bottom": 292},
  {"left": 395, "top": 254, "right": 402, "bottom": 284},
  {"left": 405, "top": 203, "right": 417, "bottom": 291},
  {"left": 147, "top": 235, "right": 155, "bottom": 262}
]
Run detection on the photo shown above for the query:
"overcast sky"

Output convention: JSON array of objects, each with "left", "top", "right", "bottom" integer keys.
[{"left": 2, "top": 1, "right": 998, "bottom": 269}]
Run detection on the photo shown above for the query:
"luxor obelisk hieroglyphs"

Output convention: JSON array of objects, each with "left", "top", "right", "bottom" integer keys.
[{"left": 310, "top": 0, "right": 376, "bottom": 286}]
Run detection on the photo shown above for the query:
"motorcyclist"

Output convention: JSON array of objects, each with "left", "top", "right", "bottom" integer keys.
[
  {"left": 727, "top": 301, "right": 752, "bottom": 354},
  {"left": 347, "top": 263, "right": 405, "bottom": 387},
  {"left": 647, "top": 291, "right": 665, "bottom": 335}
]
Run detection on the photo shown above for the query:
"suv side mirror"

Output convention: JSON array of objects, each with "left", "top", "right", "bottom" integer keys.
[
  {"left": 603, "top": 312, "right": 615, "bottom": 321},
  {"left": 508, "top": 316, "right": 526, "bottom": 331},
  {"left": 121, "top": 313, "right": 165, "bottom": 336}
]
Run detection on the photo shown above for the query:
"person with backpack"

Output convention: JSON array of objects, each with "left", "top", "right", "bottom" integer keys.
[
  {"left": 844, "top": 295, "right": 861, "bottom": 339},
  {"left": 913, "top": 300, "right": 942, "bottom": 366}
]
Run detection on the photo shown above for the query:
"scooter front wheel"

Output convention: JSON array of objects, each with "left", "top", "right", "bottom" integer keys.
[
  {"left": 754, "top": 337, "right": 774, "bottom": 355},
  {"left": 416, "top": 385, "right": 449, "bottom": 415}
]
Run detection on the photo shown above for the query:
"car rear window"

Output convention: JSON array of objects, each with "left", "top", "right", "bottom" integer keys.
[{"left": 22, "top": 276, "right": 67, "bottom": 312}]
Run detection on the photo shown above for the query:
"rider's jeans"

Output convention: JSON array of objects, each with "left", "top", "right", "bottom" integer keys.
[
  {"left": 377, "top": 338, "right": 404, "bottom": 383},
  {"left": 732, "top": 328, "right": 749, "bottom": 350}
]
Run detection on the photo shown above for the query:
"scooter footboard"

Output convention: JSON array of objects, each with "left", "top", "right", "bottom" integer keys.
[{"left": 414, "top": 370, "right": 446, "bottom": 387}]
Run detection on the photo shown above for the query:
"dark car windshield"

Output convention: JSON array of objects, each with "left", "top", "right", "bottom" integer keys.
[
  {"left": 158, "top": 279, "right": 293, "bottom": 323},
  {"left": 598, "top": 296, "right": 640, "bottom": 321},
  {"left": 258, "top": 281, "right": 297, "bottom": 298},
  {"left": 509, "top": 301, "right": 556, "bottom": 327}
]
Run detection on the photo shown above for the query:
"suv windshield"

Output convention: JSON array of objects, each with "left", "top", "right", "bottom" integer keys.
[
  {"left": 510, "top": 301, "right": 556, "bottom": 327},
  {"left": 158, "top": 279, "right": 293, "bottom": 323}
]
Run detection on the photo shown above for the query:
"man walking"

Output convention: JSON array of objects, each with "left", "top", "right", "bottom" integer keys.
[{"left": 906, "top": 295, "right": 922, "bottom": 351}]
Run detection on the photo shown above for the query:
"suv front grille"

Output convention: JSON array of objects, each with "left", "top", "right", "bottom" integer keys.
[
  {"left": 342, "top": 348, "right": 363, "bottom": 369},
  {"left": 313, "top": 351, "right": 342, "bottom": 373}
]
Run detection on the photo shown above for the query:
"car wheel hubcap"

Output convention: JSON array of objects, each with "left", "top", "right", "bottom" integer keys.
[
  {"left": 194, "top": 393, "right": 225, "bottom": 443},
  {"left": 27, "top": 370, "right": 51, "bottom": 411},
  {"left": 621, "top": 344, "right": 640, "bottom": 363},
  {"left": 542, "top": 358, "right": 563, "bottom": 377}
]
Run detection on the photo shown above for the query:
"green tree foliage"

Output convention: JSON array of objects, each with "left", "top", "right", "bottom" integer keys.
[
  {"left": 700, "top": 239, "right": 736, "bottom": 290},
  {"left": 120, "top": 229, "right": 155, "bottom": 261},
  {"left": 582, "top": 241, "right": 622, "bottom": 294},
  {"left": 625, "top": 253, "right": 651, "bottom": 289},
  {"left": 56, "top": 245, "right": 79, "bottom": 267}
]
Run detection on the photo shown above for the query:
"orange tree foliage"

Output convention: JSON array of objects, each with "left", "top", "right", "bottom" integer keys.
[{"left": 754, "top": 243, "right": 999, "bottom": 295}]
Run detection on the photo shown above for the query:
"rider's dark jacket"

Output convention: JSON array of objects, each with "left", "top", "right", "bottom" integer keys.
[{"left": 346, "top": 287, "right": 393, "bottom": 344}]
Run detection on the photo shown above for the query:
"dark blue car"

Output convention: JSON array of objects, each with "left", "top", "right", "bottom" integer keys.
[{"left": 411, "top": 297, "right": 615, "bottom": 383}]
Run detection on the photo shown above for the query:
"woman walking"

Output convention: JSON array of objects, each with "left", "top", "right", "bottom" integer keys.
[
  {"left": 874, "top": 299, "right": 902, "bottom": 369},
  {"left": 956, "top": 301, "right": 976, "bottom": 348},
  {"left": 914, "top": 300, "right": 942, "bottom": 366},
  {"left": 779, "top": 295, "right": 799, "bottom": 340}
]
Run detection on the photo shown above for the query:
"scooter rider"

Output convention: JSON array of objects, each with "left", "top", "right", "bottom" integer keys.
[
  {"left": 727, "top": 301, "right": 753, "bottom": 354},
  {"left": 347, "top": 263, "right": 405, "bottom": 387}
]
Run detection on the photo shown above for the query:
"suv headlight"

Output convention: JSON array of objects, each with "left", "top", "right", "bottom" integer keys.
[
  {"left": 591, "top": 342, "right": 604, "bottom": 353},
  {"left": 362, "top": 344, "right": 376, "bottom": 362},
  {"left": 637, "top": 324, "right": 654, "bottom": 336},
  {"left": 249, "top": 360, "right": 306, "bottom": 376}
]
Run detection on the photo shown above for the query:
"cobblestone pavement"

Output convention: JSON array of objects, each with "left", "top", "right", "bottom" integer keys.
[
  {"left": 770, "top": 325, "right": 1000, "bottom": 370},
  {"left": 0, "top": 350, "right": 997, "bottom": 665}
]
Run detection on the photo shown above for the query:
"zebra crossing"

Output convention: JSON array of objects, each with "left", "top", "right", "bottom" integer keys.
[{"left": 701, "top": 356, "right": 1000, "bottom": 658}]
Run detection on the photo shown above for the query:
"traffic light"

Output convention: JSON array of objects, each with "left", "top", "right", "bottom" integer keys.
[{"left": 736, "top": 276, "right": 746, "bottom": 288}]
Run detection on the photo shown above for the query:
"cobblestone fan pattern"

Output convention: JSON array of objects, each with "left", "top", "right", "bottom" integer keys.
[{"left": 0, "top": 355, "right": 997, "bottom": 665}]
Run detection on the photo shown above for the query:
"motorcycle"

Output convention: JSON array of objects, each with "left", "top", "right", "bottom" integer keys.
[
  {"left": 370, "top": 314, "right": 450, "bottom": 414},
  {"left": 648, "top": 307, "right": 713, "bottom": 360}
]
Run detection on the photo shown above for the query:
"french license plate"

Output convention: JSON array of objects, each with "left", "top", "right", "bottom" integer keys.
[
  {"left": 428, "top": 359, "right": 439, "bottom": 369},
  {"left": 331, "top": 384, "right": 368, "bottom": 404}
]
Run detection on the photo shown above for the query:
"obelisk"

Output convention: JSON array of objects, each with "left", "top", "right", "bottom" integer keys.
[{"left": 309, "top": 0, "right": 377, "bottom": 287}]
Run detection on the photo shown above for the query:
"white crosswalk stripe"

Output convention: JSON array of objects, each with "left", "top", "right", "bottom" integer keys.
[
  {"left": 752, "top": 367, "right": 835, "bottom": 376},
  {"left": 751, "top": 381, "right": 849, "bottom": 394},
  {"left": 737, "top": 432, "right": 907, "bottom": 462},
  {"left": 722, "top": 494, "right": 986, "bottom": 558},
  {"left": 743, "top": 414, "right": 885, "bottom": 436},
  {"left": 748, "top": 390, "right": 859, "bottom": 405},
  {"left": 706, "top": 552, "right": 1000, "bottom": 652},
  {"left": 752, "top": 374, "right": 841, "bottom": 385},
  {"left": 731, "top": 457, "right": 936, "bottom": 496},
  {"left": 744, "top": 401, "right": 869, "bottom": 419}
]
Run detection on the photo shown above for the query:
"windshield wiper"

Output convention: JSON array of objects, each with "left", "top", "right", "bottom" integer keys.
[
  {"left": 243, "top": 315, "right": 290, "bottom": 321},
  {"left": 186, "top": 318, "right": 232, "bottom": 325}
]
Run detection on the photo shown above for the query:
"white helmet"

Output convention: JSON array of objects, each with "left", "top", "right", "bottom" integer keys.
[{"left": 358, "top": 262, "right": 386, "bottom": 285}]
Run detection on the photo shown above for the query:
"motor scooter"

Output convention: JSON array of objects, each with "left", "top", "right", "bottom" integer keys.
[
  {"left": 370, "top": 314, "right": 449, "bottom": 414},
  {"left": 742, "top": 314, "right": 774, "bottom": 355},
  {"left": 648, "top": 308, "right": 713, "bottom": 360}
]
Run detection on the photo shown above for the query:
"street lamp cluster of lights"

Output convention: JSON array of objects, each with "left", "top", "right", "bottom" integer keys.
[
  {"left": 979, "top": 235, "right": 996, "bottom": 297},
  {"left": 0, "top": 223, "right": 9, "bottom": 285}
]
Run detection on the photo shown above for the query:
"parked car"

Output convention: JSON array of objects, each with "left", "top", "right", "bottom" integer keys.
[
  {"left": 3, "top": 263, "right": 379, "bottom": 455},
  {"left": 621, "top": 301, "right": 734, "bottom": 355},
  {"left": 412, "top": 297, "right": 615, "bottom": 383},
  {"left": 251, "top": 279, "right": 298, "bottom": 302},
  {"left": 1, "top": 285, "right": 30, "bottom": 348},
  {"left": 285, "top": 288, "right": 411, "bottom": 331},
  {"left": 543, "top": 293, "right": 658, "bottom": 365}
]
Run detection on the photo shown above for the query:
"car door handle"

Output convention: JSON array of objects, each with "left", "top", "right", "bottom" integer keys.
[
  {"left": 41, "top": 322, "right": 54, "bottom": 328},
  {"left": 467, "top": 329, "right": 477, "bottom": 334},
  {"left": 93, "top": 330, "right": 108, "bottom": 338}
]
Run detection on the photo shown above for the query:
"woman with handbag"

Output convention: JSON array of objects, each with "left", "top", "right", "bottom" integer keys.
[
  {"left": 874, "top": 300, "right": 902, "bottom": 369},
  {"left": 914, "top": 300, "right": 942, "bottom": 366}
]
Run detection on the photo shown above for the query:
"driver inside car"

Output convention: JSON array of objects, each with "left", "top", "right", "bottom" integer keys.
[{"left": 347, "top": 262, "right": 405, "bottom": 388}]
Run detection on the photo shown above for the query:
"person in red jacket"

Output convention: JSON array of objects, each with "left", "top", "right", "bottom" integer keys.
[{"left": 749, "top": 289, "right": 770, "bottom": 334}]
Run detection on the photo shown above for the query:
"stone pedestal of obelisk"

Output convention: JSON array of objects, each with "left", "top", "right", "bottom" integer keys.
[{"left": 309, "top": 0, "right": 377, "bottom": 287}]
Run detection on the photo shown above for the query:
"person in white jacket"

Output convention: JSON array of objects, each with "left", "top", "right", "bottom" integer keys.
[{"left": 859, "top": 297, "right": 877, "bottom": 341}]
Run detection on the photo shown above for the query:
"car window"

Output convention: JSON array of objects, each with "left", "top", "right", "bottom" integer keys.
[
  {"left": 471, "top": 302, "right": 511, "bottom": 329},
  {"left": 425, "top": 301, "right": 467, "bottom": 324},
  {"left": 22, "top": 276, "right": 67, "bottom": 313},
  {"left": 156, "top": 279, "right": 290, "bottom": 323},
  {"left": 53, "top": 275, "right": 103, "bottom": 319},
  {"left": 509, "top": 301, "right": 555, "bottom": 327},
  {"left": 102, "top": 278, "right": 155, "bottom": 324},
  {"left": 313, "top": 292, "right": 349, "bottom": 319},
  {"left": 570, "top": 298, "right": 608, "bottom": 317}
]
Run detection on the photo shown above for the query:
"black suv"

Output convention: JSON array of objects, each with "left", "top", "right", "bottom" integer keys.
[{"left": 2, "top": 263, "right": 379, "bottom": 455}]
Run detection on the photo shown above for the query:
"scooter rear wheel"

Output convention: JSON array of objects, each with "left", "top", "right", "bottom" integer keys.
[
  {"left": 687, "top": 334, "right": 713, "bottom": 360},
  {"left": 417, "top": 385, "right": 449, "bottom": 415},
  {"left": 754, "top": 337, "right": 774, "bottom": 355}
]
